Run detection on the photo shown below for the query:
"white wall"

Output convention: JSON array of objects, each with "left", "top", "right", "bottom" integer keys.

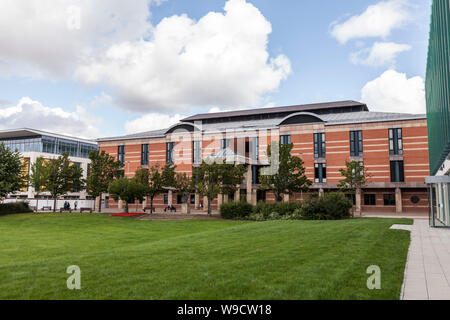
[{"left": 4, "top": 198, "right": 95, "bottom": 210}]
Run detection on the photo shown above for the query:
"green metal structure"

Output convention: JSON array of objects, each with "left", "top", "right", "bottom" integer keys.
[{"left": 426, "top": 0, "right": 450, "bottom": 176}]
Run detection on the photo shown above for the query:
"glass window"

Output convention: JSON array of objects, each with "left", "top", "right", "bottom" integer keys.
[
  {"left": 364, "top": 194, "right": 376, "bottom": 206},
  {"left": 280, "top": 135, "right": 291, "bottom": 145},
  {"left": 314, "top": 163, "right": 327, "bottom": 183},
  {"left": 251, "top": 137, "right": 259, "bottom": 160},
  {"left": 389, "top": 128, "right": 403, "bottom": 155},
  {"left": 383, "top": 194, "right": 396, "bottom": 206},
  {"left": 390, "top": 161, "right": 405, "bottom": 182},
  {"left": 314, "top": 133, "right": 326, "bottom": 158},
  {"left": 118, "top": 145, "right": 125, "bottom": 164},
  {"left": 193, "top": 141, "right": 201, "bottom": 164},
  {"left": 166, "top": 142, "right": 174, "bottom": 164},
  {"left": 350, "top": 130, "right": 363, "bottom": 157},
  {"left": 141, "top": 144, "right": 149, "bottom": 165}
]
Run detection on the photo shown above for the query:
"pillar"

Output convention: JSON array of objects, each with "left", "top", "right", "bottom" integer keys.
[
  {"left": 142, "top": 196, "right": 147, "bottom": 209},
  {"left": 168, "top": 190, "right": 173, "bottom": 206},
  {"left": 355, "top": 189, "right": 361, "bottom": 215},
  {"left": 395, "top": 187, "right": 402, "bottom": 213},
  {"left": 195, "top": 192, "right": 200, "bottom": 209},
  {"left": 224, "top": 193, "right": 229, "bottom": 204},
  {"left": 247, "top": 165, "right": 253, "bottom": 204},
  {"left": 252, "top": 189, "right": 257, "bottom": 206},
  {"left": 203, "top": 196, "right": 208, "bottom": 212},
  {"left": 218, "top": 193, "right": 223, "bottom": 208},
  {"left": 118, "top": 197, "right": 123, "bottom": 210},
  {"left": 319, "top": 188, "right": 324, "bottom": 197},
  {"left": 283, "top": 193, "right": 290, "bottom": 203},
  {"left": 235, "top": 187, "right": 241, "bottom": 203},
  {"left": 95, "top": 196, "right": 101, "bottom": 211}
]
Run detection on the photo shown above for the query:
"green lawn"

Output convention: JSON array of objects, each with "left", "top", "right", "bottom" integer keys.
[{"left": 0, "top": 213, "right": 412, "bottom": 300}]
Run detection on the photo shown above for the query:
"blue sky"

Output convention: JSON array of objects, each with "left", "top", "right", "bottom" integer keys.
[{"left": 0, "top": 0, "right": 432, "bottom": 138}]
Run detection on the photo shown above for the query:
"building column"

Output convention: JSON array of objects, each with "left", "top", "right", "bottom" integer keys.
[
  {"left": 223, "top": 193, "right": 229, "bottom": 203},
  {"left": 283, "top": 193, "right": 290, "bottom": 203},
  {"left": 252, "top": 189, "right": 257, "bottom": 206},
  {"left": 95, "top": 196, "right": 101, "bottom": 211},
  {"left": 319, "top": 188, "right": 324, "bottom": 197},
  {"left": 203, "top": 196, "right": 208, "bottom": 212},
  {"left": 247, "top": 165, "right": 253, "bottom": 204},
  {"left": 142, "top": 196, "right": 147, "bottom": 210},
  {"left": 395, "top": 187, "right": 402, "bottom": 213},
  {"left": 218, "top": 193, "right": 223, "bottom": 208},
  {"left": 195, "top": 192, "right": 200, "bottom": 209},
  {"left": 118, "top": 197, "right": 123, "bottom": 210},
  {"left": 235, "top": 187, "right": 241, "bottom": 203},
  {"left": 168, "top": 190, "right": 173, "bottom": 206},
  {"left": 355, "top": 188, "right": 362, "bottom": 215}
]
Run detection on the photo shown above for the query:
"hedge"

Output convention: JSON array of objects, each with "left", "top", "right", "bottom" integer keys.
[{"left": 0, "top": 202, "right": 33, "bottom": 215}]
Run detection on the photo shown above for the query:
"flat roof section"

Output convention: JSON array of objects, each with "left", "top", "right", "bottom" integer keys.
[{"left": 0, "top": 128, "right": 97, "bottom": 145}]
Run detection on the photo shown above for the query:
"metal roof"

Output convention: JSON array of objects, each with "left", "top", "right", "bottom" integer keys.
[
  {"left": 0, "top": 128, "right": 97, "bottom": 145},
  {"left": 97, "top": 129, "right": 167, "bottom": 142}
]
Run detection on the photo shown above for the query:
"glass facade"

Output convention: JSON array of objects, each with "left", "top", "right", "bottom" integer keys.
[{"left": 0, "top": 135, "right": 97, "bottom": 158}]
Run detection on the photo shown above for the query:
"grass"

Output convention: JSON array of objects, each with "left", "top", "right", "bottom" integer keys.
[{"left": 0, "top": 213, "right": 412, "bottom": 300}]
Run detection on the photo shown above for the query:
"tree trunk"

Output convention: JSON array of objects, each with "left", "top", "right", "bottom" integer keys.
[
  {"left": 36, "top": 198, "right": 39, "bottom": 213},
  {"left": 53, "top": 197, "right": 57, "bottom": 212},
  {"left": 207, "top": 195, "right": 212, "bottom": 216},
  {"left": 98, "top": 193, "right": 102, "bottom": 213},
  {"left": 150, "top": 196, "right": 154, "bottom": 214},
  {"left": 125, "top": 202, "right": 129, "bottom": 214}
]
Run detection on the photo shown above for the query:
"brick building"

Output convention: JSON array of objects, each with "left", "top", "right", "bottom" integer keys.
[{"left": 97, "top": 100, "right": 429, "bottom": 213}]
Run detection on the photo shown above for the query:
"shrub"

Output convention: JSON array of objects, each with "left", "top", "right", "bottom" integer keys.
[
  {"left": 301, "top": 196, "right": 327, "bottom": 220},
  {"left": 253, "top": 201, "right": 301, "bottom": 218},
  {"left": 0, "top": 202, "right": 33, "bottom": 215},
  {"left": 220, "top": 201, "right": 253, "bottom": 219},
  {"left": 301, "top": 192, "right": 352, "bottom": 220}
]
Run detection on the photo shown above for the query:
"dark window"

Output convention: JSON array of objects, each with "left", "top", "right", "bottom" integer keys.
[
  {"left": 166, "top": 142, "right": 174, "bottom": 164},
  {"left": 280, "top": 135, "right": 291, "bottom": 145},
  {"left": 164, "top": 194, "right": 168, "bottom": 205},
  {"left": 350, "top": 130, "right": 363, "bottom": 157},
  {"left": 314, "top": 133, "right": 326, "bottom": 158},
  {"left": 190, "top": 194, "right": 196, "bottom": 205},
  {"left": 193, "top": 141, "right": 201, "bottom": 164},
  {"left": 222, "top": 139, "right": 229, "bottom": 150},
  {"left": 346, "top": 194, "right": 356, "bottom": 205},
  {"left": 383, "top": 194, "right": 396, "bottom": 206},
  {"left": 252, "top": 165, "right": 261, "bottom": 184},
  {"left": 364, "top": 194, "right": 376, "bottom": 206},
  {"left": 389, "top": 128, "right": 403, "bottom": 155},
  {"left": 411, "top": 196, "right": 420, "bottom": 204},
  {"left": 177, "top": 194, "right": 182, "bottom": 204},
  {"left": 141, "top": 144, "right": 149, "bottom": 165},
  {"left": 118, "top": 145, "right": 125, "bottom": 164},
  {"left": 390, "top": 160, "right": 405, "bottom": 182},
  {"left": 314, "top": 163, "right": 327, "bottom": 183}
]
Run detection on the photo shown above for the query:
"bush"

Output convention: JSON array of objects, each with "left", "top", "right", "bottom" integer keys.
[
  {"left": 220, "top": 201, "right": 253, "bottom": 219},
  {"left": 301, "top": 192, "right": 352, "bottom": 220},
  {"left": 0, "top": 202, "right": 33, "bottom": 215},
  {"left": 253, "top": 201, "right": 301, "bottom": 219}
]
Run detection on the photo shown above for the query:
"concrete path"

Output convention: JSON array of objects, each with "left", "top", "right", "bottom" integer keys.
[{"left": 391, "top": 220, "right": 450, "bottom": 300}]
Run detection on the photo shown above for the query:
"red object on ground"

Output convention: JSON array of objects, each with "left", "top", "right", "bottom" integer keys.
[{"left": 111, "top": 212, "right": 145, "bottom": 217}]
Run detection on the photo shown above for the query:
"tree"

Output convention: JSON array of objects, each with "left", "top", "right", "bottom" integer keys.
[
  {"left": 161, "top": 163, "right": 176, "bottom": 188},
  {"left": 107, "top": 177, "right": 147, "bottom": 214},
  {"left": 86, "top": 150, "right": 123, "bottom": 212},
  {"left": 30, "top": 157, "right": 46, "bottom": 211},
  {"left": 219, "top": 164, "right": 246, "bottom": 202},
  {"left": 338, "top": 160, "right": 368, "bottom": 218},
  {"left": 175, "top": 172, "right": 194, "bottom": 203},
  {"left": 194, "top": 160, "right": 245, "bottom": 215},
  {"left": 259, "top": 142, "right": 311, "bottom": 202},
  {"left": 41, "top": 153, "right": 84, "bottom": 212},
  {"left": 0, "top": 143, "right": 28, "bottom": 200}
]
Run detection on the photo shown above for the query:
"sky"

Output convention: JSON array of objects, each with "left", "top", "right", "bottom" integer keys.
[{"left": 0, "top": 0, "right": 432, "bottom": 139}]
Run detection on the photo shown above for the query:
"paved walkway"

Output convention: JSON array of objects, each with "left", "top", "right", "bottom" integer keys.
[{"left": 391, "top": 220, "right": 450, "bottom": 300}]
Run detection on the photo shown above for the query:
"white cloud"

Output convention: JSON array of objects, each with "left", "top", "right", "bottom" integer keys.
[
  {"left": 125, "top": 113, "right": 183, "bottom": 135},
  {"left": 350, "top": 42, "right": 411, "bottom": 67},
  {"left": 75, "top": 0, "right": 292, "bottom": 113},
  {"left": 361, "top": 69, "right": 425, "bottom": 114},
  {"left": 0, "top": 0, "right": 158, "bottom": 77},
  {"left": 331, "top": 0, "right": 411, "bottom": 44},
  {"left": 0, "top": 97, "right": 101, "bottom": 139}
]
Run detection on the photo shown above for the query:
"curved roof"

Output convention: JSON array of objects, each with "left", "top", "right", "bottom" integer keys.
[{"left": 278, "top": 112, "right": 325, "bottom": 126}]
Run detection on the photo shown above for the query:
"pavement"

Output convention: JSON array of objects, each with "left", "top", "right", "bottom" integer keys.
[{"left": 391, "top": 219, "right": 450, "bottom": 300}]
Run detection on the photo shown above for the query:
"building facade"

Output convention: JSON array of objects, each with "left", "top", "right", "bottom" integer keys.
[
  {"left": 0, "top": 128, "right": 98, "bottom": 209},
  {"left": 425, "top": 0, "right": 450, "bottom": 227},
  {"left": 98, "top": 101, "right": 429, "bottom": 214}
]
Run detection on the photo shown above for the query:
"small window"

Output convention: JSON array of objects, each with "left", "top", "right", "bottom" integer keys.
[
  {"left": 364, "top": 194, "right": 376, "bottom": 206},
  {"left": 390, "top": 161, "right": 405, "bottom": 182},
  {"left": 383, "top": 194, "right": 396, "bottom": 206},
  {"left": 141, "top": 144, "right": 149, "bottom": 165},
  {"left": 118, "top": 145, "right": 125, "bottom": 164},
  {"left": 177, "top": 194, "right": 183, "bottom": 204},
  {"left": 346, "top": 194, "right": 356, "bottom": 205},
  {"left": 190, "top": 194, "right": 196, "bottom": 205},
  {"left": 314, "top": 133, "right": 326, "bottom": 158},
  {"left": 314, "top": 163, "right": 327, "bottom": 183},
  {"left": 164, "top": 194, "right": 168, "bottom": 205},
  {"left": 280, "top": 135, "right": 291, "bottom": 145},
  {"left": 411, "top": 196, "right": 420, "bottom": 204},
  {"left": 389, "top": 128, "right": 403, "bottom": 155},
  {"left": 350, "top": 130, "right": 363, "bottom": 157},
  {"left": 166, "top": 142, "right": 174, "bottom": 164}
]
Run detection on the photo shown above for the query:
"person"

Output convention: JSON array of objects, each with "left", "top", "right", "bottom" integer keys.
[
  {"left": 64, "top": 201, "right": 68, "bottom": 210},
  {"left": 74, "top": 201, "right": 78, "bottom": 210}
]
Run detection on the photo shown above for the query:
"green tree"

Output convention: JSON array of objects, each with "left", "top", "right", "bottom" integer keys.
[
  {"left": 338, "top": 160, "right": 368, "bottom": 218},
  {"left": 161, "top": 163, "right": 176, "bottom": 188},
  {"left": 86, "top": 150, "right": 123, "bottom": 212},
  {"left": 259, "top": 142, "right": 311, "bottom": 202},
  {"left": 41, "top": 153, "right": 84, "bottom": 212},
  {"left": 108, "top": 177, "right": 147, "bottom": 214},
  {"left": 175, "top": 172, "right": 194, "bottom": 203},
  {"left": 0, "top": 143, "right": 28, "bottom": 200},
  {"left": 30, "top": 157, "right": 46, "bottom": 211},
  {"left": 194, "top": 161, "right": 245, "bottom": 215}
]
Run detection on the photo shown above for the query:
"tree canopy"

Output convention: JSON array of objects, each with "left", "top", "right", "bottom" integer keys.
[
  {"left": 108, "top": 177, "right": 147, "bottom": 214},
  {"left": 0, "top": 143, "right": 28, "bottom": 199}
]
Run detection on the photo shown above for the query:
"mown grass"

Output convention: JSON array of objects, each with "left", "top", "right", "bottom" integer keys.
[{"left": 0, "top": 213, "right": 412, "bottom": 300}]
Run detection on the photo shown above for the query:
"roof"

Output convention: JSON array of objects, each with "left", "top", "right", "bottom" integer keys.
[
  {"left": 97, "top": 129, "right": 167, "bottom": 142},
  {"left": 181, "top": 100, "right": 368, "bottom": 122},
  {"left": 0, "top": 128, "right": 97, "bottom": 145}
]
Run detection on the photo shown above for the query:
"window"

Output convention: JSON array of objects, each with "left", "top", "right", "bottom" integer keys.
[
  {"left": 389, "top": 128, "right": 403, "bottom": 155},
  {"left": 141, "top": 144, "right": 149, "bottom": 165},
  {"left": 314, "top": 163, "right": 327, "bottom": 183},
  {"left": 390, "top": 160, "right": 405, "bottom": 182},
  {"left": 251, "top": 137, "right": 259, "bottom": 160},
  {"left": 364, "top": 194, "right": 376, "bottom": 206},
  {"left": 346, "top": 194, "right": 356, "bottom": 205},
  {"left": 280, "top": 135, "right": 291, "bottom": 145},
  {"left": 383, "top": 194, "right": 396, "bottom": 206},
  {"left": 118, "top": 145, "right": 125, "bottom": 164},
  {"left": 350, "top": 131, "right": 363, "bottom": 157},
  {"left": 164, "top": 194, "right": 168, "bottom": 205},
  {"left": 193, "top": 141, "right": 201, "bottom": 164},
  {"left": 190, "top": 194, "right": 196, "bottom": 205},
  {"left": 166, "top": 142, "right": 174, "bottom": 163},
  {"left": 221, "top": 139, "right": 229, "bottom": 150},
  {"left": 411, "top": 196, "right": 420, "bottom": 204},
  {"left": 252, "top": 165, "right": 261, "bottom": 184},
  {"left": 314, "top": 133, "right": 325, "bottom": 158}
]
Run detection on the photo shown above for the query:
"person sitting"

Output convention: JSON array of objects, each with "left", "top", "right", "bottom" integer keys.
[{"left": 164, "top": 205, "right": 176, "bottom": 212}]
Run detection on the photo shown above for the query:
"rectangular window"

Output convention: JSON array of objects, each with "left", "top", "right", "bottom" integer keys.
[
  {"left": 390, "top": 160, "right": 405, "bottom": 182},
  {"left": 164, "top": 193, "right": 168, "bottom": 205},
  {"left": 252, "top": 165, "right": 261, "bottom": 184},
  {"left": 280, "top": 135, "right": 291, "bottom": 145},
  {"left": 346, "top": 194, "right": 356, "bottom": 205},
  {"left": 141, "top": 144, "right": 149, "bottom": 165},
  {"left": 251, "top": 137, "right": 259, "bottom": 160},
  {"left": 383, "top": 194, "right": 396, "bottom": 206},
  {"left": 314, "top": 163, "right": 327, "bottom": 183},
  {"left": 389, "top": 128, "right": 403, "bottom": 155},
  {"left": 193, "top": 141, "right": 201, "bottom": 164},
  {"left": 118, "top": 145, "right": 125, "bottom": 164},
  {"left": 364, "top": 194, "right": 376, "bottom": 206},
  {"left": 221, "top": 139, "right": 229, "bottom": 150},
  {"left": 350, "top": 130, "right": 363, "bottom": 157},
  {"left": 314, "top": 133, "right": 326, "bottom": 158},
  {"left": 166, "top": 142, "right": 174, "bottom": 164}
]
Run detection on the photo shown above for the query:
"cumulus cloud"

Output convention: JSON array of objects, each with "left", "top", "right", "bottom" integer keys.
[
  {"left": 0, "top": 97, "right": 101, "bottom": 139},
  {"left": 331, "top": 0, "right": 411, "bottom": 44},
  {"left": 75, "top": 0, "right": 292, "bottom": 113},
  {"left": 0, "top": 0, "right": 158, "bottom": 77},
  {"left": 361, "top": 69, "right": 425, "bottom": 114},
  {"left": 125, "top": 113, "right": 183, "bottom": 135},
  {"left": 350, "top": 42, "right": 411, "bottom": 67}
]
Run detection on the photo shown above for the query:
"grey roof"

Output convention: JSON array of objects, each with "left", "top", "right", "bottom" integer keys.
[
  {"left": 97, "top": 111, "right": 426, "bottom": 142},
  {"left": 0, "top": 128, "right": 97, "bottom": 145},
  {"left": 181, "top": 100, "right": 367, "bottom": 122}
]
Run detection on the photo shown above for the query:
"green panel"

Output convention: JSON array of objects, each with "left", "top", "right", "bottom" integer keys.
[{"left": 426, "top": 0, "right": 450, "bottom": 175}]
